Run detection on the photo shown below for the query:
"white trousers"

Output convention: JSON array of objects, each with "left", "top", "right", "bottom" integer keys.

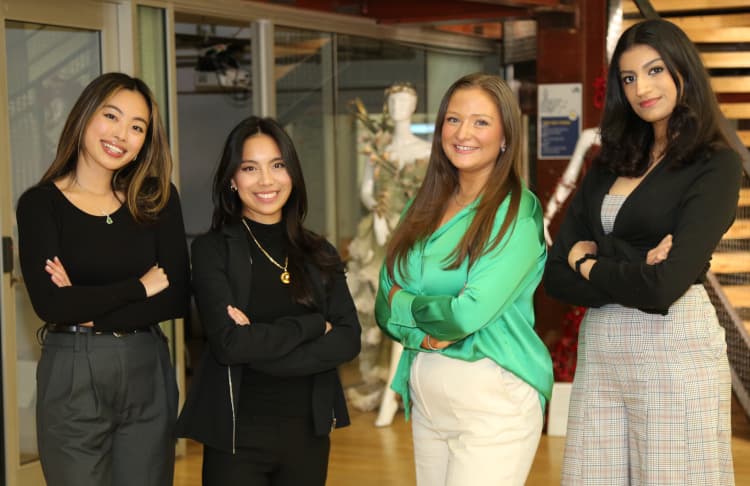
[{"left": 409, "top": 352, "right": 543, "bottom": 486}]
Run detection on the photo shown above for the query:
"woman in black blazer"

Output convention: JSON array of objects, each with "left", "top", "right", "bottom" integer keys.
[{"left": 176, "top": 116, "right": 361, "bottom": 486}]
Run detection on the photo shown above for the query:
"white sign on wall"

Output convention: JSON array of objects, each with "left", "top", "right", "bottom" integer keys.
[{"left": 537, "top": 83, "right": 582, "bottom": 159}]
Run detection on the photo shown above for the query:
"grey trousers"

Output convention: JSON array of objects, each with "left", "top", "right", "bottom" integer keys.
[{"left": 36, "top": 327, "right": 178, "bottom": 486}]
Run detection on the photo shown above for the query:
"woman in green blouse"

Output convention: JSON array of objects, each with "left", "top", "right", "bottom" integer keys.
[{"left": 374, "top": 73, "right": 553, "bottom": 486}]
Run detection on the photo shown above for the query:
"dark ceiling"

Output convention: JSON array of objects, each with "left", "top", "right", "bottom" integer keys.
[{"left": 254, "top": 0, "right": 573, "bottom": 39}]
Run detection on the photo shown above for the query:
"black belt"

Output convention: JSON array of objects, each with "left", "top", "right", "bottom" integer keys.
[{"left": 45, "top": 323, "right": 147, "bottom": 338}]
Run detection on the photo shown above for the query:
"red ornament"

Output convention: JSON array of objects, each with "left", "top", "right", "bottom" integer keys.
[
  {"left": 551, "top": 306, "right": 586, "bottom": 382},
  {"left": 592, "top": 68, "right": 607, "bottom": 110}
]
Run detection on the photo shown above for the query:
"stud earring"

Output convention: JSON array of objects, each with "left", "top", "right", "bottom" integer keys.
[
  {"left": 500, "top": 145, "right": 507, "bottom": 154},
  {"left": 230, "top": 184, "right": 238, "bottom": 192}
]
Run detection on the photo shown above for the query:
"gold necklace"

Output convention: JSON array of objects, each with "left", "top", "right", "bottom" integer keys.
[{"left": 241, "top": 219, "right": 290, "bottom": 284}]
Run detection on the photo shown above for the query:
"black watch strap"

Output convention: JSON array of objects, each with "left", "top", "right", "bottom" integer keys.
[{"left": 575, "top": 253, "right": 597, "bottom": 274}]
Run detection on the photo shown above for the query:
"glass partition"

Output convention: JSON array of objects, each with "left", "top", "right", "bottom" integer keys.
[
  {"left": 174, "top": 18, "right": 253, "bottom": 238},
  {"left": 334, "top": 34, "right": 429, "bottom": 246},
  {"left": 4, "top": 19, "right": 100, "bottom": 466},
  {"left": 275, "top": 26, "right": 334, "bottom": 237}
]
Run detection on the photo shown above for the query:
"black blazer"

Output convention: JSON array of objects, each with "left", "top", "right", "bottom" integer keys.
[
  {"left": 544, "top": 148, "right": 741, "bottom": 315},
  {"left": 176, "top": 222, "right": 361, "bottom": 452}
]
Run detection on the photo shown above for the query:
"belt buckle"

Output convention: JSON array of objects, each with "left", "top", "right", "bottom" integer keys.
[{"left": 112, "top": 331, "right": 124, "bottom": 338}]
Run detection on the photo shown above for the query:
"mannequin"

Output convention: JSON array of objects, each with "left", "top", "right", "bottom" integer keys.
[{"left": 346, "top": 83, "right": 430, "bottom": 426}]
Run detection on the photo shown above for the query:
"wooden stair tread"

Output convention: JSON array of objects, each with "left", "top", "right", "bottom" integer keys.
[
  {"left": 724, "top": 220, "right": 750, "bottom": 240},
  {"left": 705, "top": 52, "right": 750, "bottom": 70},
  {"left": 720, "top": 103, "right": 750, "bottom": 119},
  {"left": 686, "top": 28, "right": 750, "bottom": 43},
  {"left": 722, "top": 285, "right": 750, "bottom": 308},
  {"left": 739, "top": 131, "right": 750, "bottom": 147},
  {"left": 624, "top": 13, "right": 750, "bottom": 31},
  {"left": 711, "top": 76, "right": 750, "bottom": 94},
  {"left": 741, "top": 188, "right": 750, "bottom": 207},
  {"left": 712, "top": 252, "right": 750, "bottom": 273},
  {"left": 624, "top": 0, "right": 750, "bottom": 14}
]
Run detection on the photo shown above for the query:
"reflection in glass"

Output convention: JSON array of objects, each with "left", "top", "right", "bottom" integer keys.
[
  {"left": 174, "top": 18, "right": 253, "bottom": 239},
  {"left": 5, "top": 20, "right": 100, "bottom": 465},
  {"left": 139, "top": 5, "right": 180, "bottom": 360},
  {"left": 334, "top": 34, "right": 429, "bottom": 244},
  {"left": 275, "top": 27, "right": 333, "bottom": 237},
  {"left": 139, "top": 6, "right": 169, "bottom": 134}
]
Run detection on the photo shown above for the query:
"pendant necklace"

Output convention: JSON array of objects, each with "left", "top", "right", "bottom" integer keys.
[
  {"left": 241, "top": 218, "right": 291, "bottom": 284},
  {"left": 74, "top": 177, "right": 115, "bottom": 225}
]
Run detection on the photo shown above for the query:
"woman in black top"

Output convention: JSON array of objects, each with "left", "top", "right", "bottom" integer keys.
[
  {"left": 16, "top": 73, "right": 189, "bottom": 486},
  {"left": 176, "top": 116, "right": 361, "bottom": 486},
  {"left": 545, "top": 20, "right": 740, "bottom": 485}
]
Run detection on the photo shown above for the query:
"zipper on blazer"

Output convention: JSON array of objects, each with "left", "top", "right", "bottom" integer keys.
[
  {"left": 227, "top": 367, "right": 236, "bottom": 454},
  {"left": 330, "top": 408, "right": 336, "bottom": 433}
]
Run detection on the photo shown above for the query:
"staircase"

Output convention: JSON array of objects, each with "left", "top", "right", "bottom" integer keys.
[{"left": 622, "top": 0, "right": 750, "bottom": 416}]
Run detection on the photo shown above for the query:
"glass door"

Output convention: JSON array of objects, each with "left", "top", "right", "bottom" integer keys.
[{"left": 0, "top": 2, "right": 110, "bottom": 484}]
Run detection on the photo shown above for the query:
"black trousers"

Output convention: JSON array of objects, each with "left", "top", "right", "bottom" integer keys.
[
  {"left": 36, "top": 328, "right": 178, "bottom": 486},
  {"left": 202, "top": 416, "right": 330, "bottom": 486}
]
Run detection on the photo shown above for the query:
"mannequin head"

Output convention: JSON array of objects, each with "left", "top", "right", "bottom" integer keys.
[{"left": 385, "top": 82, "right": 418, "bottom": 122}]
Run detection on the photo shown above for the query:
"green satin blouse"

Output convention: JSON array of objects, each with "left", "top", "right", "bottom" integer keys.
[{"left": 374, "top": 188, "right": 553, "bottom": 418}]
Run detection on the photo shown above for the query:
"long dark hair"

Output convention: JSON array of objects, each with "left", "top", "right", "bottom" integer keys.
[
  {"left": 211, "top": 116, "right": 339, "bottom": 306},
  {"left": 597, "top": 19, "right": 730, "bottom": 176},
  {"left": 40, "top": 72, "right": 172, "bottom": 222},
  {"left": 386, "top": 73, "right": 524, "bottom": 280}
]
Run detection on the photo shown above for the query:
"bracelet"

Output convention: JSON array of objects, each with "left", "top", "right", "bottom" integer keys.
[
  {"left": 425, "top": 335, "right": 438, "bottom": 351},
  {"left": 574, "top": 253, "right": 597, "bottom": 274}
]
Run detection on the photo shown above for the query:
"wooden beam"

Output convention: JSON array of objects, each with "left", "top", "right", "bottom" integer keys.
[
  {"left": 711, "top": 76, "right": 750, "bottom": 94},
  {"left": 364, "top": 1, "right": 526, "bottom": 24},
  {"left": 720, "top": 103, "right": 750, "bottom": 119},
  {"left": 436, "top": 23, "right": 504, "bottom": 38},
  {"left": 623, "top": 0, "right": 750, "bottom": 14},
  {"left": 463, "top": 0, "right": 560, "bottom": 6},
  {"left": 702, "top": 52, "right": 750, "bottom": 69}
]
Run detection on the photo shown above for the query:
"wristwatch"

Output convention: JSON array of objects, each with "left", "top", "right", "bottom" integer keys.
[{"left": 574, "top": 253, "right": 597, "bottom": 274}]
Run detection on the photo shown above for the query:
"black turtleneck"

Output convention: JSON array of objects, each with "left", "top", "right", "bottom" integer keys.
[{"left": 238, "top": 218, "right": 313, "bottom": 438}]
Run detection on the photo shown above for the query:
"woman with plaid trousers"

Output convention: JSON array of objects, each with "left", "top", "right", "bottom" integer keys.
[{"left": 545, "top": 20, "right": 740, "bottom": 485}]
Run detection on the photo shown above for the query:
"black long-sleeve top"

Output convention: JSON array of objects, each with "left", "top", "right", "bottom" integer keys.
[
  {"left": 176, "top": 220, "right": 361, "bottom": 450},
  {"left": 16, "top": 182, "right": 190, "bottom": 331},
  {"left": 239, "top": 219, "right": 313, "bottom": 426},
  {"left": 544, "top": 147, "right": 742, "bottom": 315}
]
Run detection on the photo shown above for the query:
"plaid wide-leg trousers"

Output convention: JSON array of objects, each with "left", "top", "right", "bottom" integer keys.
[{"left": 562, "top": 284, "right": 734, "bottom": 486}]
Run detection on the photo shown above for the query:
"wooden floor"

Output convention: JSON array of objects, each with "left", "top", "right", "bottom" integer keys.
[{"left": 175, "top": 399, "right": 750, "bottom": 485}]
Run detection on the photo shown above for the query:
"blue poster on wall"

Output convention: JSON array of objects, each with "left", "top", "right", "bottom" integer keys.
[{"left": 537, "top": 83, "right": 582, "bottom": 159}]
